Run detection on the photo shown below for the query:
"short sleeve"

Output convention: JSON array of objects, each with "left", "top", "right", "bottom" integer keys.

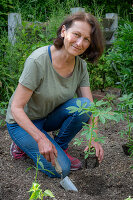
[
  {"left": 19, "top": 58, "right": 43, "bottom": 91},
  {"left": 79, "top": 61, "right": 90, "bottom": 87}
]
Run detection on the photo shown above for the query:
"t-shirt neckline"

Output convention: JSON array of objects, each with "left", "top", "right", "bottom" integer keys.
[{"left": 47, "top": 45, "right": 77, "bottom": 80}]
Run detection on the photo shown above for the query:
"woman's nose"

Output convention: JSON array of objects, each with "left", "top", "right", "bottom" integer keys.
[{"left": 76, "top": 37, "right": 83, "bottom": 47}]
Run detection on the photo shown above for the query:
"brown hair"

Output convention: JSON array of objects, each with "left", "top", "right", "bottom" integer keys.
[{"left": 54, "top": 12, "right": 105, "bottom": 63}]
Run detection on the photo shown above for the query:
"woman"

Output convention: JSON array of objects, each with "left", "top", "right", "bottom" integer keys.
[{"left": 6, "top": 12, "right": 104, "bottom": 178}]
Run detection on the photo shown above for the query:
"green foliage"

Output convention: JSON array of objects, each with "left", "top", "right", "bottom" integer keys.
[
  {"left": 88, "top": 19, "right": 133, "bottom": 94},
  {"left": 117, "top": 93, "right": 133, "bottom": 141},
  {"left": 67, "top": 99, "right": 122, "bottom": 158},
  {"left": 29, "top": 182, "right": 55, "bottom": 200},
  {"left": 125, "top": 196, "right": 133, "bottom": 200},
  {"left": 0, "top": 20, "right": 48, "bottom": 102},
  {"left": 0, "top": 101, "right": 8, "bottom": 126},
  {"left": 106, "top": 21, "right": 133, "bottom": 94},
  {"left": 87, "top": 53, "right": 115, "bottom": 91},
  {"left": 27, "top": 155, "right": 55, "bottom": 200}
]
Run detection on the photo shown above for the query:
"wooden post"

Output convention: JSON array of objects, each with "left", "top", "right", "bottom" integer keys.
[
  {"left": 105, "top": 13, "right": 118, "bottom": 42},
  {"left": 8, "top": 13, "right": 22, "bottom": 45},
  {"left": 70, "top": 7, "right": 85, "bottom": 14}
]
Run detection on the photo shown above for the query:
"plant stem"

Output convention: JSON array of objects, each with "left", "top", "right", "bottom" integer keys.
[
  {"left": 35, "top": 155, "right": 39, "bottom": 183},
  {"left": 126, "top": 106, "right": 131, "bottom": 139},
  {"left": 88, "top": 117, "right": 95, "bottom": 153}
]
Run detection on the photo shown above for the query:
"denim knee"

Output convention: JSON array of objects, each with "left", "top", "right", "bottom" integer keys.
[{"left": 79, "top": 97, "right": 92, "bottom": 107}]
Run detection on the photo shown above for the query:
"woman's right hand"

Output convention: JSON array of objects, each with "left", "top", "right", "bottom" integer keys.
[{"left": 37, "top": 137, "right": 57, "bottom": 167}]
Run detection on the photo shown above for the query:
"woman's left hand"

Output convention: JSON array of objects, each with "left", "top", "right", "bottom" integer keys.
[{"left": 84, "top": 141, "right": 104, "bottom": 163}]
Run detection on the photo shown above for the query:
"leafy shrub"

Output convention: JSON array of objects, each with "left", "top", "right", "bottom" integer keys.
[
  {"left": 106, "top": 20, "right": 133, "bottom": 94},
  {"left": 87, "top": 53, "right": 115, "bottom": 92},
  {"left": 88, "top": 19, "right": 133, "bottom": 94},
  {"left": 0, "top": 22, "right": 47, "bottom": 102}
]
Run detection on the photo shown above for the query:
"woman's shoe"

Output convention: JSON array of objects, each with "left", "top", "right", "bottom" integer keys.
[
  {"left": 63, "top": 148, "right": 82, "bottom": 170},
  {"left": 10, "top": 142, "right": 26, "bottom": 159}
]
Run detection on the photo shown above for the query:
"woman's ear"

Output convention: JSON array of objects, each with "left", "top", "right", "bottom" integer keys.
[{"left": 61, "top": 25, "right": 66, "bottom": 37}]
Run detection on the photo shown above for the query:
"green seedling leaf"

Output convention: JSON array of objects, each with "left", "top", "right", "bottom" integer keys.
[
  {"left": 79, "top": 110, "right": 87, "bottom": 115},
  {"left": 99, "top": 115, "right": 105, "bottom": 124},
  {"left": 86, "top": 133, "right": 91, "bottom": 140},
  {"left": 38, "top": 161, "right": 44, "bottom": 170},
  {"left": 96, "top": 100, "right": 107, "bottom": 107},
  {"left": 26, "top": 167, "right": 33, "bottom": 172},
  {"left": 73, "top": 138, "right": 84, "bottom": 146},
  {"left": 92, "top": 130, "right": 97, "bottom": 138},
  {"left": 84, "top": 152, "right": 89, "bottom": 159},
  {"left": 124, "top": 196, "right": 133, "bottom": 200},
  {"left": 44, "top": 189, "right": 55, "bottom": 197},
  {"left": 81, "top": 130, "right": 89, "bottom": 136},
  {"left": 66, "top": 106, "right": 79, "bottom": 113},
  {"left": 82, "top": 102, "right": 87, "bottom": 108},
  {"left": 76, "top": 99, "right": 81, "bottom": 107}
]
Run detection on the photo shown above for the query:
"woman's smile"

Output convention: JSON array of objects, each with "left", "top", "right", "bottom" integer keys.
[{"left": 61, "top": 21, "right": 92, "bottom": 56}]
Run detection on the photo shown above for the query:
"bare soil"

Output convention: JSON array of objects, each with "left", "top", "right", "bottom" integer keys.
[{"left": 0, "top": 119, "right": 133, "bottom": 200}]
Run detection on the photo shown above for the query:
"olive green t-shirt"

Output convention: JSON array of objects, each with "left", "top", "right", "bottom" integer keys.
[{"left": 6, "top": 45, "right": 90, "bottom": 124}]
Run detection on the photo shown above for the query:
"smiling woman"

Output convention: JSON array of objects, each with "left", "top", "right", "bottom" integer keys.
[{"left": 6, "top": 12, "right": 104, "bottom": 179}]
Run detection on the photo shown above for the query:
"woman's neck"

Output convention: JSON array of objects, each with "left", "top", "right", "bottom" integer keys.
[
  {"left": 50, "top": 45, "right": 76, "bottom": 78},
  {"left": 51, "top": 45, "right": 75, "bottom": 66}
]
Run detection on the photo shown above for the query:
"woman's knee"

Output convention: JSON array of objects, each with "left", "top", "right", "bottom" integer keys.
[{"left": 39, "top": 159, "right": 70, "bottom": 178}]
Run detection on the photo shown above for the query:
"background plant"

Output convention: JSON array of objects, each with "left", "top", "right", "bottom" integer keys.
[
  {"left": 106, "top": 20, "right": 133, "bottom": 94},
  {"left": 117, "top": 93, "right": 133, "bottom": 142}
]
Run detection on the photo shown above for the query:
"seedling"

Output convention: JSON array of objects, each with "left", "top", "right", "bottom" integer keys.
[
  {"left": 26, "top": 155, "right": 55, "bottom": 200},
  {"left": 67, "top": 99, "right": 122, "bottom": 160},
  {"left": 125, "top": 196, "right": 133, "bottom": 200},
  {"left": 117, "top": 93, "right": 133, "bottom": 141}
]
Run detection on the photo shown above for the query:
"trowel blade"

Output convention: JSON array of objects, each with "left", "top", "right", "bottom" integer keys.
[{"left": 60, "top": 176, "right": 78, "bottom": 192}]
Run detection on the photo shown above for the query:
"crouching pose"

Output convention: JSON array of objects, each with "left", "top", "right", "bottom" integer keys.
[{"left": 6, "top": 12, "right": 104, "bottom": 178}]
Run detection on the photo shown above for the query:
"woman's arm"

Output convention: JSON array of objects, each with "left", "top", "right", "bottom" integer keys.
[
  {"left": 11, "top": 83, "right": 57, "bottom": 166},
  {"left": 77, "top": 86, "right": 104, "bottom": 163}
]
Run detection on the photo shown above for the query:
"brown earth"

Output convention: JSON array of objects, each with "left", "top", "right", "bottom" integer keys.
[{"left": 0, "top": 118, "right": 133, "bottom": 200}]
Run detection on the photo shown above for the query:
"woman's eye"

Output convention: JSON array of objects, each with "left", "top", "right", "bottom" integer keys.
[
  {"left": 74, "top": 33, "right": 79, "bottom": 37},
  {"left": 85, "top": 38, "right": 90, "bottom": 42}
]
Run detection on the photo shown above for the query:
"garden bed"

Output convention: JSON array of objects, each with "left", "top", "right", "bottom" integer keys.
[{"left": 0, "top": 119, "right": 133, "bottom": 200}]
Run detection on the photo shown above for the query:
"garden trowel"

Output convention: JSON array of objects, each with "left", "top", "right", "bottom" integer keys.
[{"left": 55, "top": 157, "right": 78, "bottom": 192}]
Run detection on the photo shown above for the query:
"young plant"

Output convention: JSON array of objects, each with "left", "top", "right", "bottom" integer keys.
[
  {"left": 125, "top": 196, "right": 133, "bottom": 200},
  {"left": 67, "top": 99, "right": 122, "bottom": 159},
  {"left": 117, "top": 93, "right": 133, "bottom": 142},
  {"left": 27, "top": 155, "right": 55, "bottom": 200}
]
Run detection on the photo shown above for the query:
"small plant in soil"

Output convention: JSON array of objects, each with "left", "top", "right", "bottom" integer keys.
[
  {"left": 67, "top": 99, "right": 122, "bottom": 168},
  {"left": 117, "top": 93, "right": 133, "bottom": 156},
  {"left": 26, "top": 155, "right": 55, "bottom": 200},
  {"left": 125, "top": 196, "right": 133, "bottom": 200}
]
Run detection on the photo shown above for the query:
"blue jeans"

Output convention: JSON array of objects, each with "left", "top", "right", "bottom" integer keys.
[{"left": 7, "top": 97, "right": 91, "bottom": 178}]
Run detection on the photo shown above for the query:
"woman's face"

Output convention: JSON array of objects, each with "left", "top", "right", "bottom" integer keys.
[{"left": 61, "top": 20, "right": 91, "bottom": 56}]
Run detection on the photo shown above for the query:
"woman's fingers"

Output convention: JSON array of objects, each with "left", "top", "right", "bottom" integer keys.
[
  {"left": 95, "top": 143, "right": 104, "bottom": 163},
  {"left": 84, "top": 141, "right": 104, "bottom": 163},
  {"left": 38, "top": 138, "right": 57, "bottom": 166}
]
